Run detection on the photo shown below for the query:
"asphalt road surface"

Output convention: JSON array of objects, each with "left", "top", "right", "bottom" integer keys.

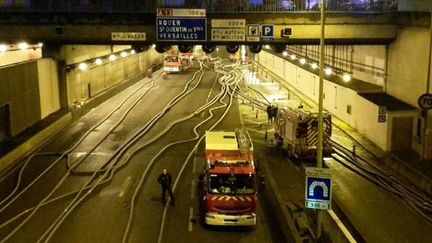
[{"left": 0, "top": 61, "right": 283, "bottom": 243}]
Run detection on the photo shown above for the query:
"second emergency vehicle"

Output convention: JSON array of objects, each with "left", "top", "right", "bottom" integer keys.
[{"left": 274, "top": 107, "right": 333, "bottom": 159}]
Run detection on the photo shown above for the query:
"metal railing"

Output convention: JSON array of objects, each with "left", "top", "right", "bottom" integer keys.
[{"left": 0, "top": 0, "right": 398, "bottom": 13}]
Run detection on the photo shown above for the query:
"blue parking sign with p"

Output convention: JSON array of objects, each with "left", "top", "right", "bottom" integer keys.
[{"left": 261, "top": 25, "right": 274, "bottom": 39}]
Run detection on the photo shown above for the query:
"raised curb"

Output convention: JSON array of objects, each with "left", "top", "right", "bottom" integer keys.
[{"left": 259, "top": 158, "right": 303, "bottom": 243}]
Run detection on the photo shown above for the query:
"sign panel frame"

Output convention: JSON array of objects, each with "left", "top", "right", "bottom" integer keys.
[
  {"left": 261, "top": 24, "right": 274, "bottom": 41},
  {"left": 156, "top": 18, "right": 207, "bottom": 42},
  {"left": 211, "top": 19, "right": 246, "bottom": 28},
  {"left": 111, "top": 32, "right": 146, "bottom": 41},
  {"left": 378, "top": 114, "right": 387, "bottom": 123},
  {"left": 211, "top": 28, "right": 246, "bottom": 42},
  {"left": 305, "top": 167, "right": 332, "bottom": 210},
  {"left": 418, "top": 93, "right": 432, "bottom": 110},
  {"left": 378, "top": 106, "right": 387, "bottom": 114},
  {"left": 156, "top": 8, "right": 206, "bottom": 17},
  {"left": 246, "top": 24, "right": 260, "bottom": 42}
]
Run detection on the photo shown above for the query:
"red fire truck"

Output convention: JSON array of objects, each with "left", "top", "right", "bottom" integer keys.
[
  {"left": 274, "top": 107, "right": 333, "bottom": 159},
  {"left": 163, "top": 50, "right": 193, "bottom": 73},
  {"left": 199, "top": 129, "right": 258, "bottom": 226},
  {"left": 163, "top": 53, "right": 182, "bottom": 73}
]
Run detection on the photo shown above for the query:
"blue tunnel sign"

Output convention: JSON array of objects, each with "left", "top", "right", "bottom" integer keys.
[
  {"left": 305, "top": 167, "right": 332, "bottom": 210},
  {"left": 157, "top": 18, "right": 207, "bottom": 41}
]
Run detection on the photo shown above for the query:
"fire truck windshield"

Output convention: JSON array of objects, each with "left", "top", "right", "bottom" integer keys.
[
  {"left": 164, "top": 55, "right": 179, "bottom": 62},
  {"left": 208, "top": 174, "right": 256, "bottom": 195}
]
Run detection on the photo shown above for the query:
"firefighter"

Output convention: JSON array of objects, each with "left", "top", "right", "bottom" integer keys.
[
  {"left": 266, "top": 105, "right": 273, "bottom": 124},
  {"left": 157, "top": 168, "right": 175, "bottom": 206},
  {"left": 270, "top": 105, "right": 278, "bottom": 122}
]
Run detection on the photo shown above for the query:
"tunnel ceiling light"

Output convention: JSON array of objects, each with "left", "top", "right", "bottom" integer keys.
[
  {"left": 18, "top": 42, "right": 29, "bottom": 50},
  {"left": 130, "top": 49, "right": 136, "bottom": 55},
  {"left": 38, "top": 42, "right": 43, "bottom": 48},
  {"left": 311, "top": 63, "right": 318, "bottom": 69},
  {"left": 216, "top": 47, "right": 219, "bottom": 51},
  {"left": 264, "top": 45, "right": 271, "bottom": 50},
  {"left": 343, "top": 73, "right": 352, "bottom": 82},
  {"left": 78, "top": 63, "right": 88, "bottom": 71},
  {"left": 0, "top": 44, "right": 6, "bottom": 53},
  {"left": 95, "top": 58, "right": 103, "bottom": 65},
  {"left": 325, "top": 67, "right": 332, "bottom": 76},
  {"left": 299, "top": 58, "right": 306, "bottom": 65},
  {"left": 120, "top": 51, "right": 128, "bottom": 57},
  {"left": 290, "top": 54, "right": 296, "bottom": 60},
  {"left": 282, "top": 51, "right": 288, "bottom": 57},
  {"left": 109, "top": 54, "right": 116, "bottom": 61},
  {"left": 151, "top": 44, "right": 156, "bottom": 49}
]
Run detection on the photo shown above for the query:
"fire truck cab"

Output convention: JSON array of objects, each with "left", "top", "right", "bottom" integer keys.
[
  {"left": 199, "top": 129, "right": 258, "bottom": 226},
  {"left": 163, "top": 54, "right": 182, "bottom": 73}
]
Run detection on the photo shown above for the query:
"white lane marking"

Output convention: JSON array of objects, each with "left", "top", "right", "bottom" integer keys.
[
  {"left": 190, "top": 180, "right": 195, "bottom": 200},
  {"left": 327, "top": 209, "right": 357, "bottom": 243},
  {"left": 192, "top": 157, "right": 197, "bottom": 174},
  {"left": 188, "top": 207, "right": 194, "bottom": 232},
  {"left": 118, "top": 176, "right": 133, "bottom": 198},
  {"left": 246, "top": 128, "right": 266, "bottom": 135}
]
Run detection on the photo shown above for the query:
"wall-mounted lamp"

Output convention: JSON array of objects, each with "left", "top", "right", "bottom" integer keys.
[
  {"left": 95, "top": 58, "right": 103, "bottom": 65},
  {"left": 311, "top": 63, "right": 318, "bottom": 69},
  {"left": 78, "top": 63, "right": 88, "bottom": 71},
  {"left": 342, "top": 73, "right": 352, "bottom": 82},
  {"left": 18, "top": 42, "right": 29, "bottom": 50},
  {"left": 109, "top": 54, "right": 116, "bottom": 61},
  {"left": 0, "top": 44, "right": 6, "bottom": 53}
]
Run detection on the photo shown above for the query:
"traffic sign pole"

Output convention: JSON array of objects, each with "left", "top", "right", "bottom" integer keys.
[
  {"left": 316, "top": 0, "right": 326, "bottom": 239},
  {"left": 422, "top": 14, "right": 432, "bottom": 160},
  {"left": 418, "top": 94, "right": 432, "bottom": 160}
]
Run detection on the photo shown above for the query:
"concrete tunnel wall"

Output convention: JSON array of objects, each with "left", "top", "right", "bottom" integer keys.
[
  {"left": 37, "top": 59, "right": 61, "bottom": 119},
  {"left": 0, "top": 60, "right": 49, "bottom": 137},
  {"left": 388, "top": 27, "right": 431, "bottom": 109},
  {"left": 0, "top": 48, "right": 41, "bottom": 66},
  {"left": 66, "top": 47, "right": 163, "bottom": 107},
  {"left": 0, "top": 58, "right": 60, "bottom": 137},
  {"left": 257, "top": 51, "right": 390, "bottom": 150},
  {"left": 387, "top": 26, "right": 432, "bottom": 152},
  {"left": 0, "top": 45, "right": 163, "bottom": 138}
]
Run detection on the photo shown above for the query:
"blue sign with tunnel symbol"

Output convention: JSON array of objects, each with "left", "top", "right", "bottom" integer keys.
[{"left": 305, "top": 167, "right": 332, "bottom": 210}]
